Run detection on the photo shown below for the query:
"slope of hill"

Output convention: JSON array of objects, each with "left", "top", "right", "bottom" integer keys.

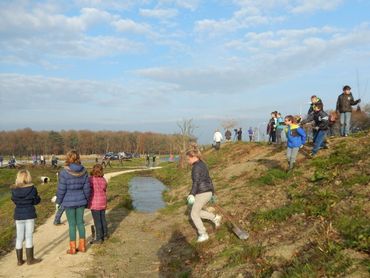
[{"left": 88, "top": 131, "right": 370, "bottom": 277}]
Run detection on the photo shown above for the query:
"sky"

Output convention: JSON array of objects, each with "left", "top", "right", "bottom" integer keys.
[{"left": 1, "top": 0, "right": 370, "bottom": 143}]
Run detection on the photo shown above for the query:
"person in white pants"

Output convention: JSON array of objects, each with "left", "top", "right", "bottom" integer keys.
[{"left": 186, "top": 144, "right": 222, "bottom": 242}]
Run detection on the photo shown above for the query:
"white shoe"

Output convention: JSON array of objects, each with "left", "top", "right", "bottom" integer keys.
[
  {"left": 213, "top": 214, "right": 222, "bottom": 228},
  {"left": 197, "top": 233, "right": 209, "bottom": 242}
]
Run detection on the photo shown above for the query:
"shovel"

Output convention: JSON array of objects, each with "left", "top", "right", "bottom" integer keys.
[{"left": 214, "top": 204, "right": 249, "bottom": 240}]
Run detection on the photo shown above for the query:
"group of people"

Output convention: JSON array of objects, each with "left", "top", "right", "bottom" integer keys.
[
  {"left": 283, "top": 85, "right": 361, "bottom": 169},
  {"left": 11, "top": 150, "right": 109, "bottom": 267}
]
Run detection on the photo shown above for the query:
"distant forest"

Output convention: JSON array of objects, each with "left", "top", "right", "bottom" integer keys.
[{"left": 0, "top": 129, "right": 184, "bottom": 156}]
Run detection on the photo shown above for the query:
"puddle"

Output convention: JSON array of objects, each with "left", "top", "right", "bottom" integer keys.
[{"left": 129, "top": 177, "right": 167, "bottom": 213}]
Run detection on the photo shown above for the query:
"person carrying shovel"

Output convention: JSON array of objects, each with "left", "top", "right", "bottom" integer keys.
[{"left": 186, "top": 144, "right": 222, "bottom": 242}]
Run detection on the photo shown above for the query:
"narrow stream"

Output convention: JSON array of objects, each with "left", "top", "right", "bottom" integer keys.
[{"left": 129, "top": 177, "right": 167, "bottom": 213}]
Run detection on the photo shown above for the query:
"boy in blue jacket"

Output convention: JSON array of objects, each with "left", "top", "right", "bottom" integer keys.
[{"left": 285, "top": 115, "right": 307, "bottom": 170}]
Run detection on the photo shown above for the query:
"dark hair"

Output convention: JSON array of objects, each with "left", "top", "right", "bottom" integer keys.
[
  {"left": 91, "top": 164, "right": 104, "bottom": 177},
  {"left": 314, "top": 103, "right": 323, "bottom": 111},
  {"left": 343, "top": 85, "right": 351, "bottom": 91},
  {"left": 311, "top": 95, "right": 317, "bottom": 99}
]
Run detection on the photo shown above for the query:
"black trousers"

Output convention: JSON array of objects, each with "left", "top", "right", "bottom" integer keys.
[{"left": 91, "top": 210, "right": 108, "bottom": 240}]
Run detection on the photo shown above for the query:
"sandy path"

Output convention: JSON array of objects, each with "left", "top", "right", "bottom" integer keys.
[{"left": 0, "top": 167, "right": 162, "bottom": 278}]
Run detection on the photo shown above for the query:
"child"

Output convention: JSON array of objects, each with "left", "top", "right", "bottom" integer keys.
[
  {"left": 186, "top": 144, "right": 222, "bottom": 242},
  {"left": 88, "top": 164, "right": 108, "bottom": 244},
  {"left": 329, "top": 111, "right": 337, "bottom": 137},
  {"left": 301, "top": 103, "right": 329, "bottom": 157},
  {"left": 284, "top": 116, "right": 306, "bottom": 170},
  {"left": 11, "top": 170, "right": 41, "bottom": 265},
  {"left": 56, "top": 150, "right": 90, "bottom": 254},
  {"left": 276, "top": 113, "right": 285, "bottom": 144}
]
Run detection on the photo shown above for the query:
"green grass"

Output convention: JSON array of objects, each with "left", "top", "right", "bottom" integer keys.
[
  {"left": 0, "top": 167, "right": 59, "bottom": 253},
  {"left": 253, "top": 168, "right": 290, "bottom": 186},
  {"left": 252, "top": 201, "right": 305, "bottom": 224},
  {"left": 281, "top": 242, "right": 352, "bottom": 277},
  {"left": 334, "top": 206, "right": 370, "bottom": 253}
]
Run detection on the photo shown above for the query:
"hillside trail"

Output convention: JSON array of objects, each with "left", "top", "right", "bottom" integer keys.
[{"left": 0, "top": 167, "right": 162, "bottom": 278}]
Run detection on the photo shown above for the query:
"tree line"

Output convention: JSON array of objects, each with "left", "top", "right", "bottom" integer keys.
[{"left": 0, "top": 128, "right": 185, "bottom": 156}]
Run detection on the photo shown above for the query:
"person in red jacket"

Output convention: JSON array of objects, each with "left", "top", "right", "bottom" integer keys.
[{"left": 88, "top": 164, "right": 108, "bottom": 244}]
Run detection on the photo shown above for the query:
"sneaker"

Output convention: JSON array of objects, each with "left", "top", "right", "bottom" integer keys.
[
  {"left": 197, "top": 233, "right": 209, "bottom": 243},
  {"left": 213, "top": 215, "right": 222, "bottom": 228}
]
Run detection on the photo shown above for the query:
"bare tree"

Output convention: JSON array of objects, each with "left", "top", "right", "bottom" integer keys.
[{"left": 176, "top": 119, "right": 197, "bottom": 168}]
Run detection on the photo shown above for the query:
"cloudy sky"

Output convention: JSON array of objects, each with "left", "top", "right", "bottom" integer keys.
[{"left": 1, "top": 0, "right": 370, "bottom": 142}]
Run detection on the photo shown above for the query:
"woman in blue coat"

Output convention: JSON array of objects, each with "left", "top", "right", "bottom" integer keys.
[{"left": 57, "top": 150, "right": 90, "bottom": 254}]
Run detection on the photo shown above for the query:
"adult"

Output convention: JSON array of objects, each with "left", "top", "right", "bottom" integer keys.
[
  {"left": 56, "top": 150, "right": 90, "bottom": 255},
  {"left": 237, "top": 128, "right": 243, "bottom": 141},
  {"left": 336, "top": 85, "right": 361, "bottom": 137},
  {"left": 276, "top": 113, "right": 285, "bottom": 144},
  {"left": 224, "top": 129, "right": 232, "bottom": 142},
  {"left": 247, "top": 127, "right": 254, "bottom": 142},
  {"left": 213, "top": 129, "right": 223, "bottom": 150}
]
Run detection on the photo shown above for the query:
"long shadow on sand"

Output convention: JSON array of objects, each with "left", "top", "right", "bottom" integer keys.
[{"left": 157, "top": 230, "right": 200, "bottom": 278}]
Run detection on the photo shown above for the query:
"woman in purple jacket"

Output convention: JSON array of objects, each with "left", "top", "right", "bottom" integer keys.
[{"left": 57, "top": 150, "right": 90, "bottom": 255}]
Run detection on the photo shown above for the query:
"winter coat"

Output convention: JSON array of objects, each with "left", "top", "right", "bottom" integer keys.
[
  {"left": 301, "top": 110, "right": 329, "bottom": 130},
  {"left": 56, "top": 163, "right": 90, "bottom": 208},
  {"left": 285, "top": 124, "right": 306, "bottom": 148},
  {"left": 336, "top": 93, "right": 360, "bottom": 113},
  {"left": 276, "top": 117, "right": 285, "bottom": 130},
  {"left": 88, "top": 176, "right": 107, "bottom": 210},
  {"left": 190, "top": 160, "right": 215, "bottom": 196},
  {"left": 267, "top": 118, "right": 276, "bottom": 134},
  {"left": 11, "top": 184, "right": 41, "bottom": 220}
]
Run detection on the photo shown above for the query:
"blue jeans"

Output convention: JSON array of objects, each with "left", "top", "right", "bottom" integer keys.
[
  {"left": 91, "top": 210, "right": 108, "bottom": 240},
  {"left": 312, "top": 130, "right": 327, "bottom": 155},
  {"left": 54, "top": 204, "right": 65, "bottom": 224},
  {"left": 15, "top": 219, "right": 35, "bottom": 249},
  {"left": 340, "top": 112, "right": 352, "bottom": 136}
]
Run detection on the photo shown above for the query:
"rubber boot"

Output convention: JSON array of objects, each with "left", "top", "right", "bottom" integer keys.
[
  {"left": 77, "top": 239, "right": 86, "bottom": 253},
  {"left": 26, "top": 247, "right": 41, "bottom": 265},
  {"left": 67, "top": 241, "right": 77, "bottom": 255},
  {"left": 16, "top": 249, "right": 25, "bottom": 266}
]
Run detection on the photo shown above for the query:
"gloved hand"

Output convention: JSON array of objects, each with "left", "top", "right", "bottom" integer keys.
[
  {"left": 187, "top": 195, "right": 195, "bottom": 205},
  {"left": 210, "top": 195, "right": 218, "bottom": 204},
  {"left": 314, "top": 126, "right": 319, "bottom": 130}
]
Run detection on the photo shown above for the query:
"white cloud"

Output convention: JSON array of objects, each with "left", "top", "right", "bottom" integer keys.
[
  {"left": 140, "top": 8, "right": 178, "bottom": 19},
  {"left": 291, "top": 0, "right": 344, "bottom": 14},
  {"left": 112, "top": 19, "right": 153, "bottom": 34},
  {"left": 138, "top": 25, "right": 370, "bottom": 94},
  {"left": 158, "top": 0, "right": 200, "bottom": 11}
]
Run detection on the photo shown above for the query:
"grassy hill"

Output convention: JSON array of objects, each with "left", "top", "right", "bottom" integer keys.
[{"left": 150, "top": 131, "right": 370, "bottom": 277}]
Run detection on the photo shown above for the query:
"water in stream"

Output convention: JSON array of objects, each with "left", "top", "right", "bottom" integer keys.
[{"left": 129, "top": 177, "right": 167, "bottom": 213}]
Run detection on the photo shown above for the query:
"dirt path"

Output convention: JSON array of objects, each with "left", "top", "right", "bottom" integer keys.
[{"left": 0, "top": 167, "right": 162, "bottom": 278}]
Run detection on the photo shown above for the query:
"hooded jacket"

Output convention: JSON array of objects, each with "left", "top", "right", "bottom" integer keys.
[
  {"left": 190, "top": 160, "right": 215, "bottom": 196},
  {"left": 11, "top": 184, "right": 41, "bottom": 220},
  {"left": 301, "top": 110, "right": 329, "bottom": 130},
  {"left": 285, "top": 124, "right": 306, "bottom": 148},
  {"left": 336, "top": 93, "right": 360, "bottom": 113},
  {"left": 88, "top": 176, "right": 107, "bottom": 210},
  {"left": 56, "top": 163, "right": 90, "bottom": 208}
]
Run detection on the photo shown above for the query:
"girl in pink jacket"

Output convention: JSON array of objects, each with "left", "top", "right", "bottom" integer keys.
[{"left": 88, "top": 164, "right": 108, "bottom": 244}]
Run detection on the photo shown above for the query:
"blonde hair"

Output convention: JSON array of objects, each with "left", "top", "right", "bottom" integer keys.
[
  {"left": 14, "top": 170, "right": 32, "bottom": 188},
  {"left": 90, "top": 164, "right": 104, "bottom": 177},
  {"left": 65, "top": 150, "right": 81, "bottom": 166},
  {"left": 186, "top": 143, "right": 202, "bottom": 159}
]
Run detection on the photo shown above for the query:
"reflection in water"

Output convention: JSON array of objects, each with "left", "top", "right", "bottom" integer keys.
[{"left": 129, "top": 177, "right": 167, "bottom": 213}]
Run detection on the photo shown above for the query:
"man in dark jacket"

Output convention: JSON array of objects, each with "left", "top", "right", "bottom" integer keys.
[
  {"left": 301, "top": 103, "right": 329, "bottom": 157},
  {"left": 336, "top": 85, "right": 361, "bottom": 136}
]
